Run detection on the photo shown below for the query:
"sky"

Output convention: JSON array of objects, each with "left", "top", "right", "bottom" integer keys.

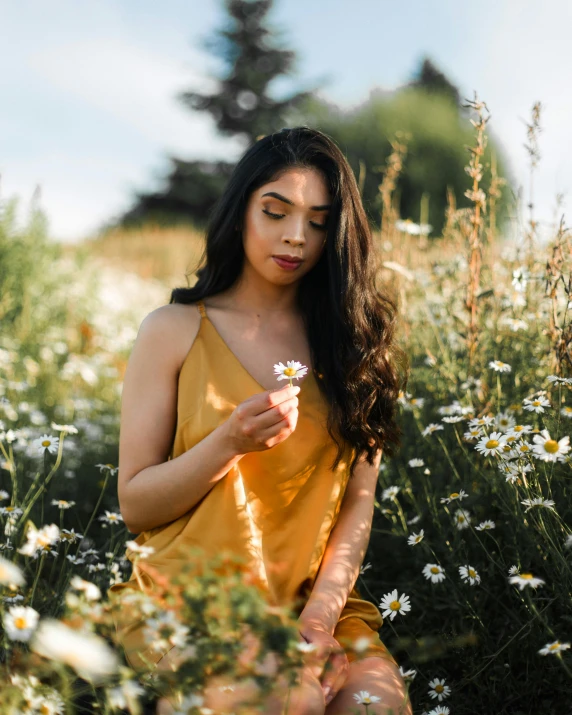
[{"left": 2, "top": 0, "right": 571, "bottom": 243}]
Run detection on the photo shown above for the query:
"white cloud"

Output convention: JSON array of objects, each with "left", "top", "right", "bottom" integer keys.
[{"left": 26, "top": 36, "right": 240, "bottom": 158}]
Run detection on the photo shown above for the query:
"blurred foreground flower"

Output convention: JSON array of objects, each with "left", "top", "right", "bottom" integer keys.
[{"left": 30, "top": 619, "right": 119, "bottom": 684}]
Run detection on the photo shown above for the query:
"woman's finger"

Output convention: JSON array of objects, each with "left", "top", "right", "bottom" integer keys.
[{"left": 320, "top": 650, "right": 349, "bottom": 704}]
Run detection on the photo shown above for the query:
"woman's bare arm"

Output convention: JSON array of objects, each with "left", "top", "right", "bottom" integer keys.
[
  {"left": 297, "top": 448, "right": 383, "bottom": 633},
  {"left": 117, "top": 303, "right": 300, "bottom": 534},
  {"left": 117, "top": 305, "right": 245, "bottom": 534}
]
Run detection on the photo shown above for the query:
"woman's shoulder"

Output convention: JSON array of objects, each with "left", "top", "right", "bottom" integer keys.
[{"left": 138, "top": 302, "right": 202, "bottom": 371}]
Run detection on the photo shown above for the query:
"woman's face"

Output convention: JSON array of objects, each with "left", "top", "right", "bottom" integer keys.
[{"left": 240, "top": 167, "right": 331, "bottom": 286}]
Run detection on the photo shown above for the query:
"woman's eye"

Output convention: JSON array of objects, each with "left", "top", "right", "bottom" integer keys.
[{"left": 262, "top": 209, "right": 328, "bottom": 230}]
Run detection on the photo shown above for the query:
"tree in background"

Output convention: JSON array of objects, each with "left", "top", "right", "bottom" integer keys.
[
  {"left": 285, "top": 79, "right": 515, "bottom": 238},
  {"left": 113, "top": 0, "right": 320, "bottom": 230},
  {"left": 109, "top": 1, "right": 514, "bottom": 240},
  {"left": 406, "top": 56, "right": 461, "bottom": 107}
]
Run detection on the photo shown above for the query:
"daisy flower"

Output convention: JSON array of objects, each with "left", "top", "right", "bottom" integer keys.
[
  {"left": 538, "top": 640, "right": 570, "bottom": 656},
  {"left": 475, "top": 431, "right": 507, "bottom": 457},
  {"left": 50, "top": 422, "right": 78, "bottom": 435},
  {"left": 506, "top": 424, "right": 533, "bottom": 437},
  {"left": 407, "top": 529, "right": 424, "bottom": 545},
  {"left": 126, "top": 540, "right": 155, "bottom": 558},
  {"left": 464, "top": 426, "right": 484, "bottom": 441},
  {"left": 0, "top": 490, "right": 9, "bottom": 501},
  {"left": 508, "top": 565, "right": 520, "bottom": 576},
  {"left": 408, "top": 458, "right": 424, "bottom": 467},
  {"left": 495, "top": 412, "right": 516, "bottom": 432},
  {"left": 30, "top": 619, "right": 119, "bottom": 684},
  {"left": 353, "top": 690, "right": 382, "bottom": 705},
  {"left": 440, "top": 489, "right": 468, "bottom": 504},
  {"left": 427, "top": 707, "right": 450, "bottom": 715},
  {"left": 546, "top": 375, "right": 572, "bottom": 385},
  {"left": 521, "top": 497, "right": 556, "bottom": 513},
  {"left": 454, "top": 508, "right": 471, "bottom": 529},
  {"left": 428, "top": 677, "right": 451, "bottom": 701},
  {"left": 0, "top": 555, "right": 25, "bottom": 586},
  {"left": 422, "top": 423, "right": 444, "bottom": 436},
  {"left": 98, "top": 511, "right": 124, "bottom": 527},
  {"left": 530, "top": 429, "right": 570, "bottom": 462},
  {"left": 459, "top": 565, "right": 481, "bottom": 585},
  {"left": 69, "top": 576, "right": 101, "bottom": 601},
  {"left": 423, "top": 563, "right": 446, "bottom": 583},
  {"left": 382, "top": 486, "right": 400, "bottom": 501},
  {"left": 274, "top": 360, "right": 308, "bottom": 386},
  {"left": 523, "top": 396, "right": 551, "bottom": 413},
  {"left": 489, "top": 360, "right": 512, "bottom": 373},
  {"left": 51, "top": 499, "right": 76, "bottom": 510},
  {"left": 18, "top": 524, "right": 60, "bottom": 558},
  {"left": 561, "top": 406, "right": 572, "bottom": 419},
  {"left": 3, "top": 605, "right": 40, "bottom": 641},
  {"left": 475, "top": 520, "right": 495, "bottom": 531},
  {"left": 399, "top": 666, "right": 417, "bottom": 681},
  {"left": 468, "top": 415, "right": 495, "bottom": 428},
  {"left": 508, "top": 572, "right": 545, "bottom": 590},
  {"left": 379, "top": 589, "right": 411, "bottom": 621},
  {"left": 95, "top": 463, "right": 119, "bottom": 476},
  {"left": 512, "top": 266, "right": 529, "bottom": 290},
  {"left": 31, "top": 434, "right": 60, "bottom": 455}
]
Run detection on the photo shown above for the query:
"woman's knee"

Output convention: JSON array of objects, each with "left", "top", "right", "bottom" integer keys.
[{"left": 281, "top": 665, "right": 326, "bottom": 715}]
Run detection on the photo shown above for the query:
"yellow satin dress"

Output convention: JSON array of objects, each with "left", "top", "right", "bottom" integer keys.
[{"left": 108, "top": 299, "right": 396, "bottom": 670}]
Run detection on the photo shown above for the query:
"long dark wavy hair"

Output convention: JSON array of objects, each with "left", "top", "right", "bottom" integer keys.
[{"left": 170, "top": 126, "right": 409, "bottom": 475}]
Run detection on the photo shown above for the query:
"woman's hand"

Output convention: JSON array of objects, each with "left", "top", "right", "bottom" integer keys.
[
  {"left": 297, "top": 619, "right": 349, "bottom": 705},
  {"left": 225, "top": 384, "right": 300, "bottom": 455}
]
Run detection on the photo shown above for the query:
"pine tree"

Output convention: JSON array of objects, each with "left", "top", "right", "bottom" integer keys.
[
  {"left": 406, "top": 57, "right": 461, "bottom": 107},
  {"left": 116, "top": 0, "right": 317, "bottom": 229}
]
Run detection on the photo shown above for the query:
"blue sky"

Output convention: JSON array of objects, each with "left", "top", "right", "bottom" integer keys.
[{"left": 2, "top": 0, "right": 571, "bottom": 242}]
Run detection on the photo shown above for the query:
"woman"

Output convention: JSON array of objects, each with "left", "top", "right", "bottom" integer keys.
[{"left": 108, "top": 127, "right": 411, "bottom": 714}]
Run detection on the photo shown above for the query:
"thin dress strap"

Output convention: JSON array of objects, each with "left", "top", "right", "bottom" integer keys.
[{"left": 196, "top": 299, "right": 207, "bottom": 319}]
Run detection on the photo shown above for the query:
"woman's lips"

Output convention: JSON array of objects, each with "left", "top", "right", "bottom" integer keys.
[{"left": 272, "top": 257, "right": 303, "bottom": 271}]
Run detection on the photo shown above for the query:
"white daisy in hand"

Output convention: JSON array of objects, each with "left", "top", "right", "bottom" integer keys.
[
  {"left": 274, "top": 360, "right": 308, "bottom": 386},
  {"left": 379, "top": 589, "right": 412, "bottom": 621}
]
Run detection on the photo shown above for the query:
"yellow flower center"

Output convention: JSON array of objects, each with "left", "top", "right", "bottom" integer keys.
[
  {"left": 486, "top": 440, "right": 499, "bottom": 449},
  {"left": 430, "top": 567, "right": 440, "bottom": 574},
  {"left": 469, "top": 569, "right": 476, "bottom": 578},
  {"left": 41, "top": 440, "right": 51, "bottom": 447},
  {"left": 450, "top": 493, "right": 459, "bottom": 499},
  {"left": 514, "top": 425, "right": 524, "bottom": 432},
  {"left": 390, "top": 600, "right": 401, "bottom": 611},
  {"left": 532, "top": 401, "right": 541, "bottom": 406},
  {"left": 6, "top": 507, "right": 14, "bottom": 512},
  {"left": 435, "top": 685, "right": 444, "bottom": 693},
  {"left": 15, "top": 617, "right": 27, "bottom": 629},
  {"left": 544, "top": 440, "right": 559, "bottom": 453},
  {"left": 549, "top": 643, "right": 561, "bottom": 651},
  {"left": 284, "top": 367, "right": 296, "bottom": 377},
  {"left": 519, "top": 445, "right": 530, "bottom": 452},
  {"left": 520, "top": 573, "right": 533, "bottom": 580}
]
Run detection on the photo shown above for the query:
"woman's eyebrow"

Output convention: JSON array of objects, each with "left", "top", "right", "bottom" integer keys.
[{"left": 261, "top": 191, "right": 331, "bottom": 211}]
